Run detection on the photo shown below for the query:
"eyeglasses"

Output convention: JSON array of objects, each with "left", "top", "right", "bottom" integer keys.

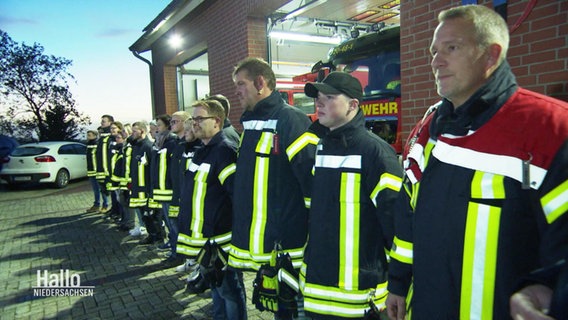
[{"left": 192, "top": 116, "right": 216, "bottom": 123}]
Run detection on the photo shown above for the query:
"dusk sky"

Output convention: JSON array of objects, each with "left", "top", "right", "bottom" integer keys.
[{"left": 0, "top": 0, "right": 171, "bottom": 130}]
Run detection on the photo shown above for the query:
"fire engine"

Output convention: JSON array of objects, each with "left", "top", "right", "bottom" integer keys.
[{"left": 278, "top": 25, "right": 402, "bottom": 153}]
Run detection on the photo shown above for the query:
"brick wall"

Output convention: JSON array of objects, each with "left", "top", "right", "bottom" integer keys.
[
  {"left": 150, "top": 0, "right": 287, "bottom": 128},
  {"left": 400, "top": 0, "right": 567, "bottom": 141}
]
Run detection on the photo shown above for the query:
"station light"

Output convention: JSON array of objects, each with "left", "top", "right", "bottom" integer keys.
[{"left": 269, "top": 30, "right": 341, "bottom": 45}]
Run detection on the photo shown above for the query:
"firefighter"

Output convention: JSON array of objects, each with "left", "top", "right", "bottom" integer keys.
[
  {"left": 176, "top": 100, "right": 246, "bottom": 319},
  {"left": 228, "top": 57, "right": 319, "bottom": 318},
  {"left": 85, "top": 129, "right": 101, "bottom": 213},
  {"left": 299, "top": 72, "right": 402, "bottom": 319},
  {"left": 386, "top": 5, "right": 568, "bottom": 319},
  {"left": 128, "top": 121, "right": 160, "bottom": 245},
  {"left": 105, "top": 121, "right": 125, "bottom": 221},
  {"left": 94, "top": 114, "right": 114, "bottom": 214},
  {"left": 147, "top": 114, "right": 178, "bottom": 263}
]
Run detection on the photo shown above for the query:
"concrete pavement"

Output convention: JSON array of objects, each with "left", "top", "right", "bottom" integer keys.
[{"left": 0, "top": 179, "right": 273, "bottom": 319}]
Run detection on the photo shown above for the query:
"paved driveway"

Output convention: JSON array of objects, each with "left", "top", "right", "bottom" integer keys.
[{"left": 0, "top": 180, "right": 272, "bottom": 319}]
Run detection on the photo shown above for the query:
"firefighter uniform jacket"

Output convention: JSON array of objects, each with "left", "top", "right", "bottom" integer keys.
[
  {"left": 148, "top": 132, "right": 177, "bottom": 207},
  {"left": 107, "top": 140, "right": 124, "bottom": 191},
  {"left": 177, "top": 131, "right": 236, "bottom": 258},
  {"left": 168, "top": 138, "right": 202, "bottom": 217},
  {"left": 128, "top": 136, "right": 153, "bottom": 208},
  {"left": 229, "top": 90, "right": 319, "bottom": 271},
  {"left": 119, "top": 139, "right": 133, "bottom": 191},
  {"left": 300, "top": 109, "right": 403, "bottom": 318},
  {"left": 95, "top": 127, "right": 111, "bottom": 182},
  {"left": 387, "top": 62, "right": 568, "bottom": 319},
  {"left": 86, "top": 138, "right": 97, "bottom": 177}
]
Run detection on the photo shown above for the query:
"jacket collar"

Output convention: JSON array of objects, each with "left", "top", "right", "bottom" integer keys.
[
  {"left": 321, "top": 109, "right": 366, "bottom": 148},
  {"left": 241, "top": 90, "right": 284, "bottom": 121},
  {"left": 203, "top": 131, "right": 226, "bottom": 147}
]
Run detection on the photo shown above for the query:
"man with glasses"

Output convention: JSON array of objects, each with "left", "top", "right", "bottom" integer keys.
[{"left": 177, "top": 100, "right": 246, "bottom": 319}]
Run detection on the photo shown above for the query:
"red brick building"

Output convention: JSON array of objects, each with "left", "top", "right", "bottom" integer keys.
[{"left": 130, "top": 0, "right": 567, "bottom": 142}]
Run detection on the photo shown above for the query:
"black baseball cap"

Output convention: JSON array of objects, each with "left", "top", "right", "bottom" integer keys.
[{"left": 304, "top": 71, "right": 363, "bottom": 101}]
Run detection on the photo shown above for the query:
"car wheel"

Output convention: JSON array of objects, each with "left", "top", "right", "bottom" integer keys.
[{"left": 54, "top": 169, "right": 70, "bottom": 188}]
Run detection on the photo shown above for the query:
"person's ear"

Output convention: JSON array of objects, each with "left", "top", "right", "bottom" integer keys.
[
  {"left": 486, "top": 44, "right": 502, "bottom": 72},
  {"left": 349, "top": 98, "right": 359, "bottom": 111},
  {"left": 254, "top": 76, "right": 265, "bottom": 95}
]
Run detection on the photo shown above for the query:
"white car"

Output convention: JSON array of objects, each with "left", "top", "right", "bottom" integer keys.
[{"left": 0, "top": 141, "right": 87, "bottom": 188}]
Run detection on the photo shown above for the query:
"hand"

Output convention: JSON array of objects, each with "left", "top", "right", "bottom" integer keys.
[
  {"left": 510, "top": 284, "right": 554, "bottom": 320},
  {"left": 386, "top": 292, "right": 406, "bottom": 320}
]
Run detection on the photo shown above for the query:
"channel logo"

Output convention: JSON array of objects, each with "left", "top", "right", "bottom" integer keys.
[{"left": 32, "top": 269, "right": 94, "bottom": 297}]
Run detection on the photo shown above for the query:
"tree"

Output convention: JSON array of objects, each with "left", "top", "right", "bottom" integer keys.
[{"left": 0, "top": 30, "right": 90, "bottom": 142}]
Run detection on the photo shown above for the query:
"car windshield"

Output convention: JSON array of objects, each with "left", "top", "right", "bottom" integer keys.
[{"left": 11, "top": 146, "right": 49, "bottom": 157}]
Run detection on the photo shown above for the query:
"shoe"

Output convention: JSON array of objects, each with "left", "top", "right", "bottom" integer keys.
[
  {"left": 185, "top": 272, "right": 208, "bottom": 294},
  {"left": 157, "top": 241, "right": 172, "bottom": 251},
  {"left": 160, "top": 255, "right": 184, "bottom": 268},
  {"left": 176, "top": 259, "right": 198, "bottom": 273},
  {"left": 129, "top": 227, "right": 141, "bottom": 236},
  {"left": 129, "top": 226, "right": 146, "bottom": 237},
  {"left": 138, "top": 236, "right": 155, "bottom": 245},
  {"left": 86, "top": 205, "right": 100, "bottom": 213},
  {"left": 99, "top": 206, "right": 110, "bottom": 214}
]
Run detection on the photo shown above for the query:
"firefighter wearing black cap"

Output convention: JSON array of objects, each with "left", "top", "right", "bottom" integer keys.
[{"left": 300, "top": 72, "right": 403, "bottom": 319}]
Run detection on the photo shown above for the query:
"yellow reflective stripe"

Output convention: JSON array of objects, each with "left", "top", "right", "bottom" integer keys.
[
  {"left": 471, "top": 171, "right": 505, "bottom": 199},
  {"left": 541, "top": 179, "right": 568, "bottom": 224},
  {"left": 89, "top": 145, "right": 97, "bottom": 173},
  {"left": 191, "top": 162, "right": 209, "bottom": 239},
  {"left": 303, "top": 280, "right": 387, "bottom": 317},
  {"left": 219, "top": 163, "right": 236, "bottom": 185},
  {"left": 148, "top": 198, "right": 162, "bottom": 209},
  {"left": 158, "top": 149, "right": 168, "bottom": 190},
  {"left": 370, "top": 172, "right": 402, "bottom": 207},
  {"left": 406, "top": 284, "right": 414, "bottom": 318},
  {"left": 137, "top": 160, "right": 145, "bottom": 187},
  {"left": 286, "top": 132, "right": 319, "bottom": 161},
  {"left": 152, "top": 189, "right": 173, "bottom": 196},
  {"left": 339, "top": 172, "right": 360, "bottom": 290},
  {"left": 177, "top": 233, "right": 196, "bottom": 256},
  {"left": 304, "top": 197, "right": 311, "bottom": 208},
  {"left": 390, "top": 236, "right": 413, "bottom": 264},
  {"left": 460, "top": 202, "right": 501, "bottom": 320},
  {"left": 128, "top": 193, "right": 147, "bottom": 207},
  {"left": 409, "top": 139, "right": 435, "bottom": 210},
  {"left": 102, "top": 137, "right": 109, "bottom": 175},
  {"left": 152, "top": 194, "right": 172, "bottom": 202},
  {"left": 168, "top": 205, "right": 179, "bottom": 217},
  {"left": 424, "top": 139, "right": 436, "bottom": 158},
  {"left": 229, "top": 245, "right": 304, "bottom": 271},
  {"left": 177, "top": 232, "right": 232, "bottom": 257},
  {"left": 250, "top": 155, "right": 269, "bottom": 255},
  {"left": 256, "top": 132, "right": 273, "bottom": 154},
  {"left": 124, "top": 147, "right": 132, "bottom": 178},
  {"left": 229, "top": 245, "right": 263, "bottom": 270}
]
